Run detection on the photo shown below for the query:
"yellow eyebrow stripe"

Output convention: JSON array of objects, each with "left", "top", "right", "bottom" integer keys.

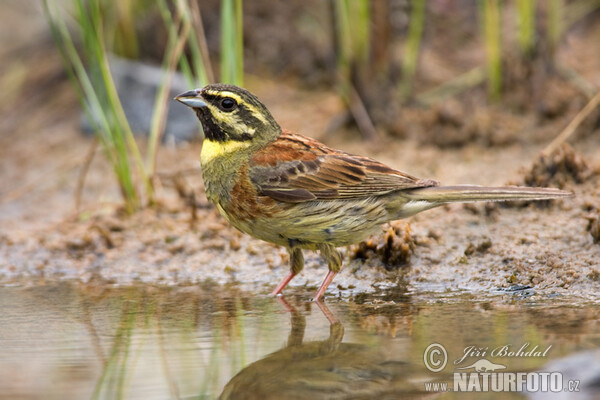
[
  {"left": 203, "top": 90, "right": 244, "bottom": 103},
  {"left": 202, "top": 90, "right": 269, "bottom": 125},
  {"left": 201, "top": 139, "right": 252, "bottom": 164}
]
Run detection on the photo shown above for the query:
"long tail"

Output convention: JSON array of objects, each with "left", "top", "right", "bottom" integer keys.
[
  {"left": 392, "top": 185, "right": 572, "bottom": 218},
  {"left": 406, "top": 185, "right": 573, "bottom": 204}
]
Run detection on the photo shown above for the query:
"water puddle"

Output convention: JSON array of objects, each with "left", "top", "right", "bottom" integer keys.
[{"left": 0, "top": 282, "right": 598, "bottom": 399}]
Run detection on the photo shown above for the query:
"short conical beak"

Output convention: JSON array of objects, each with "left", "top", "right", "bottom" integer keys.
[{"left": 175, "top": 89, "right": 207, "bottom": 108}]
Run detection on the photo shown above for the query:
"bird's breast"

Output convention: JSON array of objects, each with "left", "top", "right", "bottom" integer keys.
[
  {"left": 222, "top": 165, "right": 277, "bottom": 222},
  {"left": 200, "top": 139, "right": 248, "bottom": 203}
]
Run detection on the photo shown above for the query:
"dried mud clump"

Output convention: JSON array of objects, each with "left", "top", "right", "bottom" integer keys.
[
  {"left": 464, "top": 237, "right": 492, "bottom": 256},
  {"left": 587, "top": 216, "right": 600, "bottom": 244},
  {"left": 350, "top": 223, "right": 415, "bottom": 270},
  {"left": 520, "top": 143, "right": 594, "bottom": 189},
  {"left": 501, "top": 144, "right": 594, "bottom": 209},
  {"left": 588, "top": 269, "right": 600, "bottom": 282}
]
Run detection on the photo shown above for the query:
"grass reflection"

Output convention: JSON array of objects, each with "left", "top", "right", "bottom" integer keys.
[{"left": 0, "top": 284, "right": 598, "bottom": 399}]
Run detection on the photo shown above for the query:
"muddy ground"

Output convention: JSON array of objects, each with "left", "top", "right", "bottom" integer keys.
[{"left": 0, "top": 2, "right": 599, "bottom": 304}]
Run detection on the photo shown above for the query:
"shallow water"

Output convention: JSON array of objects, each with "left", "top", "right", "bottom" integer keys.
[{"left": 0, "top": 282, "right": 598, "bottom": 400}]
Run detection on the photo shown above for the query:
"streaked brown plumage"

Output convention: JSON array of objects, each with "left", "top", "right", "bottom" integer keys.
[{"left": 175, "top": 84, "right": 572, "bottom": 301}]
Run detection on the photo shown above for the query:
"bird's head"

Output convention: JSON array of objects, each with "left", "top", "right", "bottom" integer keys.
[{"left": 175, "top": 84, "right": 281, "bottom": 145}]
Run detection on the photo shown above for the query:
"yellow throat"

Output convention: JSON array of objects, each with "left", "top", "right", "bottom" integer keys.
[{"left": 200, "top": 139, "right": 252, "bottom": 165}]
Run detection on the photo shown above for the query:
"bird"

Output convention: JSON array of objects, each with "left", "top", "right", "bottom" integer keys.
[
  {"left": 175, "top": 83, "right": 572, "bottom": 301},
  {"left": 219, "top": 299, "right": 419, "bottom": 399}
]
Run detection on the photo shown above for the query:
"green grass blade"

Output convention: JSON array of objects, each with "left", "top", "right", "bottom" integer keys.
[
  {"left": 334, "top": 0, "right": 352, "bottom": 99},
  {"left": 399, "top": 0, "right": 426, "bottom": 99},
  {"left": 86, "top": 0, "right": 142, "bottom": 209},
  {"left": 220, "top": 0, "right": 244, "bottom": 85},
  {"left": 479, "top": 0, "right": 502, "bottom": 102},
  {"left": 158, "top": 0, "right": 195, "bottom": 87},
  {"left": 516, "top": 0, "right": 536, "bottom": 57},
  {"left": 147, "top": 4, "right": 192, "bottom": 177},
  {"left": 547, "top": 0, "right": 562, "bottom": 54},
  {"left": 190, "top": 0, "right": 215, "bottom": 84},
  {"left": 45, "top": 0, "right": 156, "bottom": 212}
]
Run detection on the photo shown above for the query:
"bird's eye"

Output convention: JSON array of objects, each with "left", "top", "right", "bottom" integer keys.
[{"left": 220, "top": 97, "right": 237, "bottom": 111}]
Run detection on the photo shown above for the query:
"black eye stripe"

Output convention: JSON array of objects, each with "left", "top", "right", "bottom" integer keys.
[
  {"left": 191, "top": 86, "right": 282, "bottom": 142},
  {"left": 201, "top": 93, "right": 219, "bottom": 102}
]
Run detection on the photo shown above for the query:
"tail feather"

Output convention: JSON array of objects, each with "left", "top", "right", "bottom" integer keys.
[{"left": 405, "top": 185, "right": 573, "bottom": 204}]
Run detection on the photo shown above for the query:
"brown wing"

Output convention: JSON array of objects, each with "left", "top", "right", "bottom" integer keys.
[{"left": 248, "top": 130, "right": 438, "bottom": 203}]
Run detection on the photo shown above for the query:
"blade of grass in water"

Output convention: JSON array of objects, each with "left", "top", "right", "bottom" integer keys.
[
  {"left": 90, "top": 295, "right": 138, "bottom": 400},
  {"left": 479, "top": 0, "right": 502, "bottom": 102},
  {"left": 233, "top": 297, "right": 248, "bottom": 371}
]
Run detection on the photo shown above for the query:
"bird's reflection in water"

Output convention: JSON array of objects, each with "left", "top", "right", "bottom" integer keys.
[{"left": 219, "top": 298, "right": 426, "bottom": 400}]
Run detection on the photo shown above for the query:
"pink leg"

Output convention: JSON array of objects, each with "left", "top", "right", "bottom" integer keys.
[
  {"left": 314, "top": 299, "right": 339, "bottom": 324},
  {"left": 276, "top": 296, "right": 296, "bottom": 312},
  {"left": 271, "top": 247, "right": 304, "bottom": 296},
  {"left": 270, "top": 270, "right": 297, "bottom": 296},
  {"left": 312, "top": 270, "right": 338, "bottom": 301}
]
